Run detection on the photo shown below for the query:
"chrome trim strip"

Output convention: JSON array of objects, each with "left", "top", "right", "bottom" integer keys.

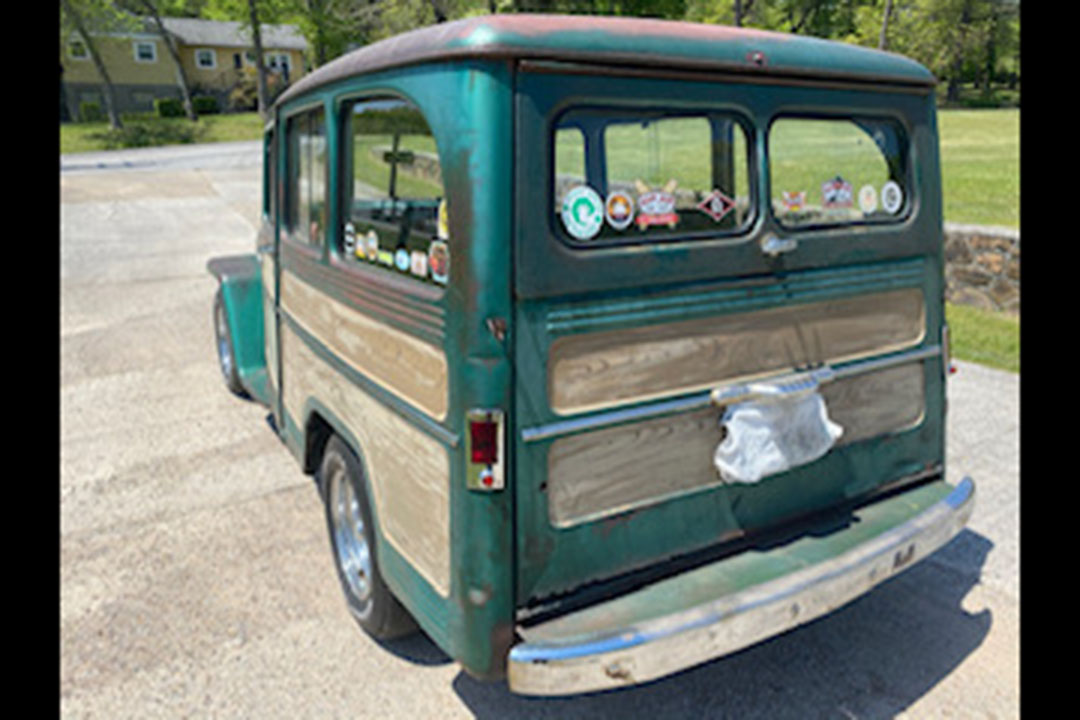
[
  {"left": 521, "top": 345, "right": 941, "bottom": 443},
  {"left": 507, "top": 476, "right": 975, "bottom": 696}
]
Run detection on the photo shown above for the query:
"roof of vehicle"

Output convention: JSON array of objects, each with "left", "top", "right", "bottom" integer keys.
[{"left": 276, "top": 14, "right": 935, "bottom": 108}]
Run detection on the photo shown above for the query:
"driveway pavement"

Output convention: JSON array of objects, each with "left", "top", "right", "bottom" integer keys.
[{"left": 60, "top": 143, "right": 1019, "bottom": 719}]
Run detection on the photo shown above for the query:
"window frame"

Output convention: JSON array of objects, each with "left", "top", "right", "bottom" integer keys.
[
  {"left": 194, "top": 48, "right": 217, "bottom": 70},
  {"left": 133, "top": 40, "right": 157, "bottom": 64},
  {"left": 68, "top": 39, "right": 89, "bottom": 61},
  {"left": 765, "top": 111, "right": 913, "bottom": 232},
  {"left": 549, "top": 106, "right": 758, "bottom": 250}
]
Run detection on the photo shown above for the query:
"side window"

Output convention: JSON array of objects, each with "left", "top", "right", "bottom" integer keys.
[
  {"left": 341, "top": 97, "right": 447, "bottom": 286},
  {"left": 769, "top": 117, "right": 908, "bottom": 228},
  {"left": 552, "top": 110, "right": 753, "bottom": 245},
  {"left": 285, "top": 106, "right": 327, "bottom": 248}
]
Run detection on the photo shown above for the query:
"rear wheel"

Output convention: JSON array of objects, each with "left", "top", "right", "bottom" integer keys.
[
  {"left": 213, "top": 288, "right": 246, "bottom": 397},
  {"left": 318, "top": 435, "right": 417, "bottom": 639}
]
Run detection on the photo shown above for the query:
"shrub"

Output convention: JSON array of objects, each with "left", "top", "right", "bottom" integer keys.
[
  {"left": 155, "top": 97, "right": 185, "bottom": 118},
  {"left": 192, "top": 95, "right": 220, "bottom": 114},
  {"left": 89, "top": 120, "right": 208, "bottom": 149},
  {"left": 79, "top": 101, "right": 104, "bottom": 123}
]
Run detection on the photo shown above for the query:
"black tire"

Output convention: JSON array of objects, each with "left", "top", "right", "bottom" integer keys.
[
  {"left": 213, "top": 288, "right": 246, "bottom": 397},
  {"left": 317, "top": 435, "right": 417, "bottom": 640}
]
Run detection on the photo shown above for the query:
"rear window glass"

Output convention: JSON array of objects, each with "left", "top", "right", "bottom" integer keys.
[
  {"left": 768, "top": 117, "right": 908, "bottom": 228},
  {"left": 552, "top": 110, "right": 752, "bottom": 245}
]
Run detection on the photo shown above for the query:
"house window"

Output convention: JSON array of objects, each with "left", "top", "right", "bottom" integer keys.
[
  {"left": 134, "top": 41, "right": 157, "bottom": 63},
  {"left": 195, "top": 49, "right": 216, "bottom": 69},
  {"left": 68, "top": 39, "right": 89, "bottom": 61},
  {"left": 233, "top": 52, "right": 242, "bottom": 70},
  {"left": 266, "top": 52, "right": 291, "bottom": 73}
]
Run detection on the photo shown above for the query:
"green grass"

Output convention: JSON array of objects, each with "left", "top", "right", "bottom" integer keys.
[
  {"left": 946, "top": 301, "right": 1019, "bottom": 373},
  {"left": 937, "top": 109, "right": 1019, "bottom": 229},
  {"left": 60, "top": 112, "right": 266, "bottom": 154}
]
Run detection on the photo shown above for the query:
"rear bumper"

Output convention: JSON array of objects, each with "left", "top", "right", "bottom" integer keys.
[{"left": 507, "top": 476, "right": 974, "bottom": 696}]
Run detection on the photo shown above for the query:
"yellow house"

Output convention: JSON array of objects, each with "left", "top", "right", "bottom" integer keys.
[{"left": 62, "top": 16, "right": 308, "bottom": 118}]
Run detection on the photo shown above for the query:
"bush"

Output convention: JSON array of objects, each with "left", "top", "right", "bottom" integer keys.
[
  {"left": 192, "top": 95, "right": 220, "bottom": 114},
  {"left": 79, "top": 101, "right": 104, "bottom": 123},
  {"left": 155, "top": 97, "right": 185, "bottom": 118},
  {"left": 89, "top": 120, "right": 208, "bottom": 149}
]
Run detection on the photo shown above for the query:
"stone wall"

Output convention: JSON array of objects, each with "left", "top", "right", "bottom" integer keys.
[{"left": 944, "top": 223, "right": 1020, "bottom": 315}]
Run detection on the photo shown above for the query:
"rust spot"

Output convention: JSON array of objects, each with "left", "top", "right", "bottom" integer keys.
[
  {"left": 487, "top": 621, "right": 516, "bottom": 680},
  {"left": 596, "top": 510, "right": 637, "bottom": 538},
  {"left": 747, "top": 50, "right": 767, "bottom": 67},
  {"left": 604, "top": 660, "right": 634, "bottom": 683}
]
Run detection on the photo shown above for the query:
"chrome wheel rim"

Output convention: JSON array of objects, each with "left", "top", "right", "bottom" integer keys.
[
  {"left": 329, "top": 463, "right": 372, "bottom": 604},
  {"left": 215, "top": 301, "right": 233, "bottom": 381}
]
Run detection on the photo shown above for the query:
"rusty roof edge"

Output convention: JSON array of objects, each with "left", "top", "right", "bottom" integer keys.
[{"left": 275, "top": 15, "right": 936, "bottom": 110}]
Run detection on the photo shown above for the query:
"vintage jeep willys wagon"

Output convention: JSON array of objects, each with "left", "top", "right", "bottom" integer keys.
[{"left": 208, "top": 14, "right": 974, "bottom": 694}]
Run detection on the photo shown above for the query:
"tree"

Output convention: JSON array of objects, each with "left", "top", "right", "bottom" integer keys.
[
  {"left": 60, "top": 0, "right": 130, "bottom": 128},
  {"left": 131, "top": 0, "right": 199, "bottom": 120}
]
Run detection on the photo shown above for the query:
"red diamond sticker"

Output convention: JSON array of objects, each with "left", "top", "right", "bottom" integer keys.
[{"left": 697, "top": 189, "right": 736, "bottom": 222}]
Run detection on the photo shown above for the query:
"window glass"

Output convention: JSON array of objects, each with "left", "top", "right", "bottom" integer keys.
[
  {"left": 69, "top": 40, "right": 88, "bottom": 60},
  {"left": 769, "top": 117, "right": 908, "bottom": 228},
  {"left": 552, "top": 111, "right": 752, "bottom": 244},
  {"left": 264, "top": 128, "right": 276, "bottom": 218},
  {"left": 342, "top": 98, "right": 447, "bottom": 286},
  {"left": 196, "top": 49, "right": 215, "bottom": 68},
  {"left": 286, "top": 107, "right": 327, "bottom": 247},
  {"left": 135, "top": 42, "right": 155, "bottom": 62}
]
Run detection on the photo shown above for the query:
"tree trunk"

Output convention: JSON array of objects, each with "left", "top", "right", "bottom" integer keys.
[
  {"left": 734, "top": 0, "right": 742, "bottom": 26},
  {"left": 140, "top": 0, "right": 197, "bottom": 121},
  {"left": 247, "top": 0, "right": 270, "bottom": 120},
  {"left": 879, "top": 0, "right": 893, "bottom": 51},
  {"left": 61, "top": 0, "right": 123, "bottom": 129}
]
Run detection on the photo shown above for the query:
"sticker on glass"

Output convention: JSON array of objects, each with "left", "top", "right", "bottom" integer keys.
[
  {"left": 410, "top": 250, "right": 428, "bottom": 279},
  {"left": 821, "top": 176, "right": 853, "bottom": 208},
  {"left": 605, "top": 191, "right": 635, "bottom": 231},
  {"left": 782, "top": 191, "right": 806, "bottom": 212},
  {"left": 561, "top": 185, "right": 605, "bottom": 240},
  {"left": 377, "top": 249, "right": 394, "bottom": 267},
  {"left": 343, "top": 222, "right": 356, "bottom": 256},
  {"left": 635, "top": 179, "right": 679, "bottom": 230},
  {"left": 858, "top": 185, "right": 878, "bottom": 214},
  {"left": 697, "top": 188, "right": 736, "bottom": 223},
  {"left": 437, "top": 198, "right": 450, "bottom": 240},
  {"left": 364, "top": 230, "right": 379, "bottom": 261},
  {"left": 395, "top": 248, "right": 410, "bottom": 272},
  {"left": 881, "top": 181, "right": 904, "bottom": 214},
  {"left": 429, "top": 240, "right": 449, "bottom": 284}
]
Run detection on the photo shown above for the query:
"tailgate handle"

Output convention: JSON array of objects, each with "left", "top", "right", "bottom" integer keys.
[
  {"left": 710, "top": 367, "right": 836, "bottom": 407},
  {"left": 760, "top": 234, "right": 798, "bottom": 257}
]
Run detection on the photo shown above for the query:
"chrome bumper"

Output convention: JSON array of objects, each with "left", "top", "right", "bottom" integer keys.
[{"left": 507, "top": 477, "right": 975, "bottom": 696}]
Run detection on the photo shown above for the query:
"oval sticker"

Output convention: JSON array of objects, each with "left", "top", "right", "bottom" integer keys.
[{"left": 881, "top": 181, "right": 904, "bottom": 214}]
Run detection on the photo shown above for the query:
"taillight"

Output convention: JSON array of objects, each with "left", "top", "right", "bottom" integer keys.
[{"left": 466, "top": 409, "right": 504, "bottom": 491}]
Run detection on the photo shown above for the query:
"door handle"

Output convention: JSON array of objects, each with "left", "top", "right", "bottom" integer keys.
[{"left": 760, "top": 234, "right": 797, "bottom": 257}]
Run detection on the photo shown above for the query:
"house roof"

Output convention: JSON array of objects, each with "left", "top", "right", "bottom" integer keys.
[
  {"left": 159, "top": 17, "right": 307, "bottom": 51},
  {"left": 277, "top": 14, "right": 934, "bottom": 108}
]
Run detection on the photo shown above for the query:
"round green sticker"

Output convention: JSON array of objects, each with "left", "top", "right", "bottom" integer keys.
[{"left": 561, "top": 185, "right": 604, "bottom": 240}]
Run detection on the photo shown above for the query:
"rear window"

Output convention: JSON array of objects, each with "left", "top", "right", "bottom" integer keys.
[
  {"left": 768, "top": 116, "right": 909, "bottom": 228},
  {"left": 552, "top": 110, "right": 753, "bottom": 245}
]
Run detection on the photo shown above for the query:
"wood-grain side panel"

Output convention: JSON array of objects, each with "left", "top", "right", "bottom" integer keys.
[
  {"left": 281, "top": 324, "right": 451, "bottom": 596},
  {"left": 547, "top": 361, "right": 925, "bottom": 527},
  {"left": 549, "top": 288, "right": 925, "bottom": 415},
  {"left": 280, "top": 269, "right": 448, "bottom": 421}
]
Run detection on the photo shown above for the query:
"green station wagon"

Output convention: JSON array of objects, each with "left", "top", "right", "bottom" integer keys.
[{"left": 208, "top": 14, "right": 975, "bottom": 695}]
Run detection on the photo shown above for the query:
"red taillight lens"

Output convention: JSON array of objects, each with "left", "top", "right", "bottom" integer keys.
[{"left": 470, "top": 417, "right": 498, "bottom": 465}]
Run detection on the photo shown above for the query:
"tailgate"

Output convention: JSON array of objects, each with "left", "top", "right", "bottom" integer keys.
[{"left": 511, "top": 67, "right": 946, "bottom": 607}]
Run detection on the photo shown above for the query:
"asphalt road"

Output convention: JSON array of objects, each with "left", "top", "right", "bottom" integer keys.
[{"left": 60, "top": 143, "right": 1019, "bottom": 719}]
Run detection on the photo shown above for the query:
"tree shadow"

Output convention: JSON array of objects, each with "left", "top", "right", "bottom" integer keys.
[{"left": 450, "top": 529, "right": 993, "bottom": 719}]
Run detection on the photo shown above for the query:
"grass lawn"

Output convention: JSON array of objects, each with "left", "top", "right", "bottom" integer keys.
[
  {"left": 946, "top": 301, "right": 1019, "bottom": 373},
  {"left": 60, "top": 112, "right": 266, "bottom": 154},
  {"left": 937, "top": 109, "right": 1019, "bottom": 229}
]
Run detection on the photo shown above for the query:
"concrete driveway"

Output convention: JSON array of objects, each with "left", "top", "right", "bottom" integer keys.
[{"left": 60, "top": 144, "right": 1019, "bottom": 718}]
